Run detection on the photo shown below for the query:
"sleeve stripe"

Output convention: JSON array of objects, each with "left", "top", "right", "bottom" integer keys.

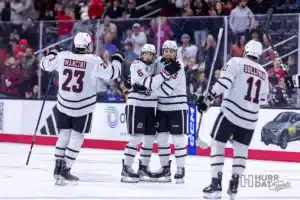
[
  {"left": 260, "top": 98, "right": 265, "bottom": 101},
  {"left": 41, "top": 59, "right": 46, "bottom": 70},
  {"left": 143, "top": 77, "right": 148, "bottom": 87},
  {"left": 149, "top": 77, "right": 153, "bottom": 90},
  {"left": 220, "top": 77, "right": 232, "bottom": 84},
  {"left": 163, "top": 82, "right": 173, "bottom": 90},
  {"left": 110, "top": 65, "right": 115, "bottom": 79},
  {"left": 160, "top": 85, "right": 169, "bottom": 96},
  {"left": 216, "top": 80, "right": 228, "bottom": 89}
]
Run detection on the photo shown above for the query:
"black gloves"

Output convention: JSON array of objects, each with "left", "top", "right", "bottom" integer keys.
[
  {"left": 196, "top": 91, "right": 216, "bottom": 113},
  {"left": 48, "top": 47, "right": 63, "bottom": 56},
  {"left": 160, "top": 59, "right": 181, "bottom": 79},
  {"left": 132, "top": 84, "right": 150, "bottom": 96},
  {"left": 124, "top": 76, "right": 131, "bottom": 89}
]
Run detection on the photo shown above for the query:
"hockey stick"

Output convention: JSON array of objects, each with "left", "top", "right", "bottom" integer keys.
[
  {"left": 26, "top": 73, "right": 54, "bottom": 165},
  {"left": 196, "top": 28, "right": 224, "bottom": 148}
]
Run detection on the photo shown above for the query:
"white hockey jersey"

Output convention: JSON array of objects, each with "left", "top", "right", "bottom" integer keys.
[
  {"left": 153, "top": 56, "right": 188, "bottom": 111},
  {"left": 40, "top": 51, "right": 121, "bottom": 117},
  {"left": 212, "top": 57, "right": 269, "bottom": 130},
  {"left": 127, "top": 59, "right": 163, "bottom": 107}
]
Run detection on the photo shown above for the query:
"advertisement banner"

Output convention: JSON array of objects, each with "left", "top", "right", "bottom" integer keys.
[{"left": 187, "top": 105, "right": 197, "bottom": 155}]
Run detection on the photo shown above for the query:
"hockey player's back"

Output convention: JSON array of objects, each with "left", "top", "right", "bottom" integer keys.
[{"left": 219, "top": 56, "right": 269, "bottom": 130}]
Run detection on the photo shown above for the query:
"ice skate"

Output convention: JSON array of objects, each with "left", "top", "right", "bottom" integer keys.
[
  {"left": 203, "top": 172, "right": 222, "bottom": 199},
  {"left": 174, "top": 167, "right": 185, "bottom": 184},
  {"left": 120, "top": 159, "right": 139, "bottom": 183},
  {"left": 227, "top": 174, "right": 239, "bottom": 200}
]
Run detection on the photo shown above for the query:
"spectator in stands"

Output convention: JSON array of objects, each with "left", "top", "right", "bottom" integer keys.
[
  {"left": 1, "top": 57, "right": 24, "bottom": 97},
  {"left": 88, "top": 0, "right": 104, "bottom": 19},
  {"left": 74, "top": 0, "right": 88, "bottom": 20},
  {"left": 10, "top": 0, "right": 37, "bottom": 25},
  {"left": 103, "top": 33, "right": 117, "bottom": 54},
  {"left": 123, "top": 41, "right": 138, "bottom": 62},
  {"left": 229, "top": 0, "right": 255, "bottom": 40},
  {"left": 270, "top": 78, "right": 289, "bottom": 106},
  {"left": 1, "top": 1, "right": 10, "bottom": 21},
  {"left": 230, "top": 34, "right": 246, "bottom": 57},
  {"left": 105, "top": 0, "right": 124, "bottom": 19},
  {"left": 55, "top": 3, "right": 73, "bottom": 49},
  {"left": 177, "top": 33, "right": 198, "bottom": 64},
  {"left": 20, "top": 17, "right": 38, "bottom": 50},
  {"left": 122, "top": 0, "right": 141, "bottom": 18},
  {"left": 131, "top": 23, "right": 147, "bottom": 55},
  {"left": 182, "top": 0, "right": 194, "bottom": 16},
  {"left": 21, "top": 47, "right": 36, "bottom": 95},
  {"left": 13, "top": 38, "right": 29, "bottom": 62},
  {"left": 97, "top": 16, "right": 117, "bottom": 40},
  {"left": 199, "top": 34, "right": 221, "bottom": 77},
  {"left": 251, "top": 30, "right": 259, "bottom": 41},
  {"left": 71, "top": 12, "right": 94, "bottom": 36},
  {"left": 152, "top": 17, "right": 173, "bottom": 50},
  {"left": 286, "top": 55, "right": 297, "bottom": 76},
  {"left": 247, "top": 0, "right": 268, "bottom": 14},
  {"left": 25, "top": 84, "right": 38, "bottom": 99},
  {"left": 104, "top": 80, "right": 124, "bottom": 102},
  {"left": 268, "top": 59, "right": 285, "bottom": 80},
  {"left": 192, "top": 0, "right": 209, "bottom": 16},
  {"left": 214, "top": 1, "right": 229, "bottom": 15}
]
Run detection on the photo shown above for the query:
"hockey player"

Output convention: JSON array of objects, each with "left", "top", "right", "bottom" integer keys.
[
  {"left": 197, "top": 40, "right": 269, "bottom": 199},
  {"left": 40, "top": 32, "right": 124, "bottom": 185},
  {"left": 152, "top": 40, "right": 188, "bottom": 184},
  {"left": 121, "top": 43, "right": 181, "bottom": 183}
]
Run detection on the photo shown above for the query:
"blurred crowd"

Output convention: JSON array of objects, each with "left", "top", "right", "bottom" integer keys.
[{"left": 0, "top": 0, "right": 298, "bottom": 108}]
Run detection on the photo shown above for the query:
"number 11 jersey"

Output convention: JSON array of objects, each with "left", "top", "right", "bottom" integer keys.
[
  {"left": 40, "top": 51, "right": 121, "bottom": 117},
  {"left": 211, "top": 57, "right": 269, "bottom": 130}
]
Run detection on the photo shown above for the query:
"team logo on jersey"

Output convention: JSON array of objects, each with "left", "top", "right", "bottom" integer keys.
[{"left": 106, "top": 106, "right": 118, "bottom": 128}]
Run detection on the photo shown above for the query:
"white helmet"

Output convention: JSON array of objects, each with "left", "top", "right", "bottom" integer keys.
[
  {"left": 74, "top": 32, "right": 93, "bottom": 53},
  {"left": 162, "top": 40, "right": 177, "bottom": 51},
  {"left": 141, "top": 44, "right": 156, "bottom": 55},
  {"left": 244, "top": 40, "right": 263, "bottom": 59}
]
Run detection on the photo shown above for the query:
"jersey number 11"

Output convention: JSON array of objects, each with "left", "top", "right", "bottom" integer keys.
[{"left": 244, "top": 77, "right": 261, "bottom": 104}]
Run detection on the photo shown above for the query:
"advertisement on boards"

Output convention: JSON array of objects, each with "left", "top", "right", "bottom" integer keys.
[{"left": 187, "top": 105, "right": 197, "bottom": 155}]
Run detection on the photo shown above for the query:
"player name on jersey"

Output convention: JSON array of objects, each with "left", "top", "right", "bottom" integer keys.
[
  {"left": 64, "top": 59, "right": 87, "bottom": 69},
  {"left": 244, "top": 65, "right": 266, "bottom": 80}
]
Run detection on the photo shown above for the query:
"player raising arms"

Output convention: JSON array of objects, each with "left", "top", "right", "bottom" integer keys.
[
  {"left": 197, "top": 40, "right": 269, "bottom": 199},
  {"left": 40, "top": 32, "right": 124, "bottom": 185},
  {"left": 121, "top": 44, "right": 181, "bottom": 183}
]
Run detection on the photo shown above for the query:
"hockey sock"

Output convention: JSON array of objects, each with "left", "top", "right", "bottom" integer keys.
[
  {"left": 232, "top": 140, "right": 248, "bottom": 176},
  {"left": 124, "top": 134, "right": 143, "bottom": 167},
  {"left": 64, "top": 131, "right": 84, "bottom": 169},
  {"left": 55, "top": 129, "right": 71, "bottom": 160},
  {"left": 140, "top": 135, "right": 155, "bottom": 166},
  {"left": 210, "top": 139, "right": 226, "bottom": 178},
  {"left": 172, "top": 134, "right": 187, "bottom": 168},
  {"left": 156, "top": 132, "right": 170, "bottom": 167}
]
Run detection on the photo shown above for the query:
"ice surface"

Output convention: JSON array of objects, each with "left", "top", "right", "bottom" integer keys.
[{"left": 0, "top": 143, "right": 299, "bottom": 200}]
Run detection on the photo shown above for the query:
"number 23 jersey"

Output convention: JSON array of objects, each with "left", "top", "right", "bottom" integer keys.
[
  {"left": 212, "top": 57, "right": 269, "bottom": 130},
  {"left": 40, "top": 51, "right": 120, "bottom": 117}
]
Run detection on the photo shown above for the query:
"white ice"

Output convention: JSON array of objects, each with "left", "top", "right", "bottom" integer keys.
[{"left": 0, "top": 143, "right": 299, "bottom": 200}]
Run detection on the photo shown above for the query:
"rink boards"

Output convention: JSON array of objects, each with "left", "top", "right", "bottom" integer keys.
[{"left": 0, "top": 99, "right": 300, "bottom": 162}]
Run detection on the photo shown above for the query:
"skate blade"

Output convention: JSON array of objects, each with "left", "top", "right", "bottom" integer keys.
[
  {"left": 139, "top": 176, "right": 157, "bottom": 182},
  {"left": 203, "top": 191, "right": 221, "bottom": 199},
  {"left": 121, "top": 176, "right": 139, "bottom": 183},
  {"left": 55, "top": 177, "right": 78, "bottom": 186},
  {"left": 175, "top": 178, "right": 185, "bottom": 184},
  {"left": 156, "top": 177, "right": 172, "bottom": 183}
]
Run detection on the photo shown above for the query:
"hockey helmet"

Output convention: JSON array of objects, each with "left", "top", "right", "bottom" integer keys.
[
  {"left": 243, "top": 40, "right": 263, "bottom": 60},
  {"left": 140, "top": 44, "right": 156, "bottom": 65},
  {"left": 74, "top": 32, "right": 93, "bottom": 53},
  {"left": 162, "top": 40, "right": 177, "bottom": 60}
]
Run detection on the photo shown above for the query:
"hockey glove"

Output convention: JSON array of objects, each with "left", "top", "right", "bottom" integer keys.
[
  {"left": 48, "top": 49, "right": 59, "bottom": 56},
  {"left": 111, "top": 51, "right": 125, "bottom": 64},
  {"left": 160, "top": 60, "right": 181, "bottom": 80},
  {"left": 132, "top": 84, "right": 151, "bottom": 96},
  {"left": 196, "top": 90, "right": 215, "bottom": 113},
  {"left": 164, "top": 60, "right": 181, "bottom": 75},
  {"left": 124, "top": 76, "right": 132, "bottom": 89}
]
